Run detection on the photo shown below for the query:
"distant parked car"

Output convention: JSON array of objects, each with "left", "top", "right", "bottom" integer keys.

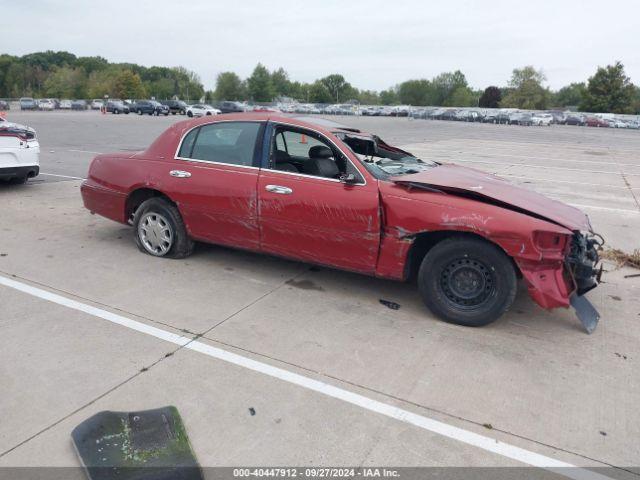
[
  {"left": 564, "top": 114, "right": 585, "bottom": 126},
  {"left": 0, "top": 119, "right": 40, "bottom": 184},
  {"left": 38, "top": 99, "right": 55, "bottom": 111},
  {"left": 531, "top": 113, "right": 553, "bottom": 126},
  {"left": 495, "top": 112, "right": 511, "bottom": 124},
  {"left": 482, "top": 112, "right": 498, "bottom": 123},
  {"left": 508, "top": 112, "right": 532, "bottom": 126},
  {"left": 59, "top": 99, "right": 72, "bottom": 109},
  {"left": 133, "top": 100, "right": 169, "bottom": 116},
  {"left": 71, "top": 100, "right": 89, "bottom": 111},
  {"left": 0, "top": 100, "right": 10, "bottom": 111},
  {"left": 90, "top": 99, "right": 104, "bottom": 110},
  {"left": 105, "top": 100, "right": 130, "bottom": 114},
  {"left": 160, "top": 100, "right": 188, "bottom": 115},
  {"left": 610, "top": 118, "right": 627, "bottom": 128},
  {"left": 218, "top": 101, "right": 246, "bottom": 114},
  {"left": 585, "top": 117, "right": 609, "bottom": 128},
  {"left": 186, "top": 104, "right": 221, "bottom": 117},
  {"left": 19, "top": 98, "right": 38, "bottom": 110}
]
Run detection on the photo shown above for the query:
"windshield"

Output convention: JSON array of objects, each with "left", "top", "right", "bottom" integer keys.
[{"left": 335, "top": 132, "right": 439, "bottom": 179}]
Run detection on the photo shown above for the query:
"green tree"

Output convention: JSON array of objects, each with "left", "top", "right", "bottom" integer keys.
[
  {"left": 501, "top": 66, "right": 550, "bottom": 110},
  {"left": 432, "top": 70, "right": 468, "bottom": 105},
  {"left": 271, "top": 67, "right": 291, "bottom": 97},
  {"left": 247, "top": 63, "right": 275, "bottom": 102},
  {"left": 580, "top": 62, "right": 635, "bottom": 113},
  {"left": 398, "top": 79, "right": 432, "bottom": 105},
  {"left": 320, "top": 74, "right": 350, "bottom": 103},
  {"left": 552, "top": 82, "right": 585, "bottom": 108},
  {"left": 445, "top": 86, "right": 477, "bottom": 107},
  {"left": 214, "top": 72, "right": 246, "bottom": 100},
  {"left": 113, "top": 70, "right": 146, "bottom": 99},
  {"left": 172, "top": 66, "right": 205, "bottom": 101},
  {"left": 44, "top": 67, "right": 86, "bottom": 98},
  {"left": 478, "top": 86, "right": 501, "bottom": 108},
  {"left": 379, "top": 88, "right": 399, "bottom": 105},
  {"left": 308, "top": 81, "right": 333, "bottom": 103}
]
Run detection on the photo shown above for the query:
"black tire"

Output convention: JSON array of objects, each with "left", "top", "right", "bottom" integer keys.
[
  {"left": 133, "top": 197, "right": 194, "bottom": 259},
  {"left": 171, "top": 112, "right": 176, "bottom": 115},
  {"left": 206, "top": 112, "right": 211, "bottom": 116},
  {"left": 187, "top": 111, "right": 193, "bottom": 117},
  {"left": 417, "top": 236, "right": 517, "bottom": 327}
]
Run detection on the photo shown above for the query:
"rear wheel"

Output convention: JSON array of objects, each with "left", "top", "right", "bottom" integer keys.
[
  {"left": 418, "top": 237, "right": 517, "bottom": 327},
  {"left": 187, "top": 111, "right": 193, "bottom": 117},
  {"left": 133, "top": 197, "right": 194, "bottom": 259}
]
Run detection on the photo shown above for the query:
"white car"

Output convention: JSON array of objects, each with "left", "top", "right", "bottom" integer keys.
[
  {"left": 531, "top": 113, "right": 553, "bottom": 126},
  {"left": 0, "top": 118, "right": 40, "bottom": 184},
  {"left": 38, "top": 99, "right": 55, "bottom": 111},
  {"left": 186, "top": 104, "right": 221, "bottom": 117},
  {"left": 59, "top": 99, "right": 72, "bottom": 109},
  {"left": 90, "top": 99, "right": 104, "bottom": 110}
]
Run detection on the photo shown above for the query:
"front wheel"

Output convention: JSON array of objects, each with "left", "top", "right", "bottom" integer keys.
[
  {"left": 187, "top": 111, "right": 193, "bottom": 117},
  {"left": 133, "top": 197, "right": 194, "bottom": 259},
  {"left": 418, "top": 237, "right": 517, "bottom": 327}
]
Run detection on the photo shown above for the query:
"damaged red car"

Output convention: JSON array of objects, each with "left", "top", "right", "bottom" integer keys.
[{"left": 81, "top": 113, "right": 603, "bottom": 333}]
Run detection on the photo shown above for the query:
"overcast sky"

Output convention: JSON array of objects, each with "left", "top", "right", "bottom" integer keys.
[{"left": 2, "top": 0, "right": 638, "bottom": 91}]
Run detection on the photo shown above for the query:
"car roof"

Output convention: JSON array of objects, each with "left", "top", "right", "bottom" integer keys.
[{"left": 175, "top": 112, "right": 365, "bottom": 136}]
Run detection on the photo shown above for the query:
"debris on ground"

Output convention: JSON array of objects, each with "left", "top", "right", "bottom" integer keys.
[
  {"left": 624, "top": 273, "right": 640, "bottom": 279},
  {"left": 379, "top": 299, "right": 401, "bottom": 310},
  {"left": 600, "top": 248, "right": 640, "bottom": 269},
  {"left": 71, "top": 406, "right": 202, "bottom": 479},
  {"left": 482, "top": 423, "right": 493, "bottom": 430},
  {"left": 248, "top": 407, "right": 256, "bottom": 416},
  {"left": 608, "top": 295, "right": 622, "bottom": 301}
]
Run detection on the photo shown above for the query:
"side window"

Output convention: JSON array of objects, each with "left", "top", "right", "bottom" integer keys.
[
  {"left": 178, "top": 127, "right": 199, "bottom": 158},
  {"left": 180, "top": 122, "right": 261, "bottom": 166},
  {"left": 271, "top": 128, "right": 357, "bottom": 181}
]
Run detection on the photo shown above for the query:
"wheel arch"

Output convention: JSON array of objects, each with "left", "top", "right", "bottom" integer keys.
[
  {"left": 125, "top": 187, "right": 177, "bottom": 225},
  {"left": 404, "top": 230, "right": 521, "bottom": 281}
]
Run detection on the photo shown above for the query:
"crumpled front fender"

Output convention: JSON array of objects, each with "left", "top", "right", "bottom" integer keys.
[{"left": 515, "top": 259, "right": 573, "bottom": 310}]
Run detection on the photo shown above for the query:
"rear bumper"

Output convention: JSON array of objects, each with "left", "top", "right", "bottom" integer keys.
[
  {"left": 0, "top": 165, "right": 39, "bottom": 180},
  {"left": 81, "top": 180, "right": 127, "bottom": 224}
]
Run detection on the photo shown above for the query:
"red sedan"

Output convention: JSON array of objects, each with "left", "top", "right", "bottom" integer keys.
[{"left": 81, "top": 113, "right": 602, "bottom": 332}]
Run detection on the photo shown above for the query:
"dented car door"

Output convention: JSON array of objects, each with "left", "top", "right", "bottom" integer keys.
[{"left": 257, "top": 124, "right": 381, "bottom": 273}]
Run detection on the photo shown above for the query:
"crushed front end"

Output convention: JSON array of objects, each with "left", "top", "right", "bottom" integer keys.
[{"left": 565, "top": 232, "right": 604, "bottom": 333}]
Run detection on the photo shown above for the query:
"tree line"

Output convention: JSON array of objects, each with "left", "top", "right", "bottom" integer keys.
[
  {"left": 0, "top": 51, "right": 204, "bottom": 101},
  {"left": 1, "top": 51, "right": 639, "bottom": 113}
]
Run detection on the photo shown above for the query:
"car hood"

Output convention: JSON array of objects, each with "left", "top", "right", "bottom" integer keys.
[{"left": 392, "top": 164, "right": 591, "bottom": 231}]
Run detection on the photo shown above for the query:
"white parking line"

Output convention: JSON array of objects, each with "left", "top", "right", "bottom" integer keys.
[
  {"left": 67, "top": 149, "right": 102, "bottom": 154},
  {"left": 565, "top": 203, "right": 640, "bottom": 214},
  {"left": 449, "top": 159, "right": 640, "bottom": 176},
  {"left": 39, "top": 173, "right": 86, "bottom": 180},
  {"left": 0, "top": 273, "right": 612, "bottom": 480}
]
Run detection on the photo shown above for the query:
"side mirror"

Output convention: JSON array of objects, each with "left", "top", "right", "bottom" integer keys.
[{"left": 339, "top": 173, "right": 358, "bottom": 184}]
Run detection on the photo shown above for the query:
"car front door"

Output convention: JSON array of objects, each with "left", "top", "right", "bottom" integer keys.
[
  {"left": 257, "top": 123, "right": 380, "bottom": 273},
  {"left": 163, "top": 120, "right": 265, "bottom": 250}
]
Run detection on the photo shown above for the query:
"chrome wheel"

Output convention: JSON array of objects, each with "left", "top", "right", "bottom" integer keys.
[{"left": 138, "top": 212, "right": 173, "bottom": 256}]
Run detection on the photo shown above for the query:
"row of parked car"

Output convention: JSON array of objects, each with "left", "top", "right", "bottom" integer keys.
[{"left": 408, "top": 107, "right": 640, "bottom": 129}]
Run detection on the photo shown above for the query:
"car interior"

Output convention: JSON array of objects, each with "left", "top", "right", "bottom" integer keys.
[{"left": 271, "top": 128, "right": 348, "bottom": 179}]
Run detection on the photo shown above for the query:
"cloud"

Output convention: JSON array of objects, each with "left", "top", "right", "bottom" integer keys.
[{"left": 2, "top": 0, "right": 638, "bottom": 90}]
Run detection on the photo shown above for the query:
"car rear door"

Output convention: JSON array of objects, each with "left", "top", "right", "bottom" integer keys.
[
  {"left": 163, "top": 120, "right": 265, "bottom": 250},
  {"left": 257, "top": 123, "right": 380, "bottom": 273}
]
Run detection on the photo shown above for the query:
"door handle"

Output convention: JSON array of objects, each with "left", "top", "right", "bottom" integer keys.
[
  {"left": 170, "top": 170, "right": 191, "bottom": 178},
  {"left": 265, "top": 185, "right": 293, "bottom": 195}
]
